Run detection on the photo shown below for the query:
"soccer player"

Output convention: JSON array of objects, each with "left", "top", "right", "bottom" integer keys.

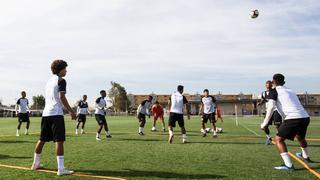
[
  {"left": 259, "top": 80, "right": 282, "bottom": 145},
  {"left": 199, "top": 89, "right": 217, "bottom": 137},
  {"left": 168, "top": 85, "right": 190, "bottom": 144},
  {"left": 95, "top": 90, "right": 112, "bottom": 140},
  {"left": 216, "top": 106, "right": 223, "bottom": 123},
  {"left": 15, "top": 91, "right": 30, "bottom": 136},
  {"left": 75, "top": 94, "right": 90, "bottom": 135},
  {"left": 264, "top": 74, "right": 312, "bottom": 171},
  {"left": 151, "top": 101, "right": 165, "bottom": 132},
  {"left": 137, "top": 96, "right": 153, "bottom": 135},
  {"left": 31, "top": 60, "right": 76, "bottom": 176}
]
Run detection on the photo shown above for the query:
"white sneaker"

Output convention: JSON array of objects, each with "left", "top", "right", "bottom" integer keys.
[
  {"left": 151, "top": 127, "right": 157, "bottom": 132},
  {"left": 57, "top": 169, "right": 74, "bottom": 176},
  {"left": 31, "top": 163, "right": 44, "bottom": 170},
  {"left": 168, "top": 135, "right": 174, "bottom": 144},
  {"left": 182, "top": 138, "right": 187, "bottom": 144},
  {"left": 75, "top": 130, "right": 78, "bottom": 135},
  {"left": 96, "top": 136, "right": 101, "bottom": 141},
  {"left": 16, "top": 133, "right": 19, "bottom": 137}
]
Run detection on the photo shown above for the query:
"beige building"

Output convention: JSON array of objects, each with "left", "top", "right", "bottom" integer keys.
[{"left": 128, "top": 93, "right": 320, "bottom": 116}]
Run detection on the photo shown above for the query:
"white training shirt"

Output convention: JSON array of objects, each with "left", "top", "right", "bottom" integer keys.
[
  {"left": 275, "top": 86, "right": 309, "bottom": 120},
  {"left": 137, "top": 100, "right": 151, "bottom": 115},
  {"left": 16, "top": 98, "right": 29, "bottom": 113},
  {"left": 201, "top": 96, "right": 216, "bottom": 114},
  {"left": 77, "top": 100, "right": 89, "bottom": 115},
  {"left": 42, "top": 75, "right": 67, "bottom": 117},
  {"left": 170, "top": 92, "right": 188, "bottom": 114},
  {"left": 95, "top": 97, "right": 106, "bottom": 115}
]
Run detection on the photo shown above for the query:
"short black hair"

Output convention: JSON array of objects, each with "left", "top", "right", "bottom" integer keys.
[
  {"left": 148, "top": 95, "right": 153, "bottom": 99},
  {"left": 155, "top": 101, "right": 159, "bottom": 104},
  {"left": 273, "top": 73, "right": 285, "bottom": 85},
  {"left": 177, "top": 85, "right": 184, "bottom": 92},
  {"left": 203, "top": 89, "right": 209, "bottom": 93},
  {"left": 51, "top": 60, "right": 68, "bottom": 75},
  {"left": 100, "top": 90, "right": 106, "bottom": 94}
]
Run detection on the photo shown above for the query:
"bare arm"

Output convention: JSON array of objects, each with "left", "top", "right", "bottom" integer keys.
[
  {"left": 186, "top": 103, "right": 191, "bottom": 120},
  {"left": 260, "top": 100, "right": 276, "bottom": 129},
  {"left": 59, "top": 92, "right": 76, "bottom": 120},
  {"left": 199, "top": 104, "right": 203, "bottom": 116}
]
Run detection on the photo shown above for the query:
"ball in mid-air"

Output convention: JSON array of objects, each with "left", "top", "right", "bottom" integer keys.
[{"left": 250, "top": 9, "right": 259, "bottom": 18}]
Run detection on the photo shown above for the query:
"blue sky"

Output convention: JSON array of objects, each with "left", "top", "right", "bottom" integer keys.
[{"left": 0, "top": 0, "right": 319, "bottom": 106}]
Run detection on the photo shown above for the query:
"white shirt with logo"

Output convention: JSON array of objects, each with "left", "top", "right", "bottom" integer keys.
[
  {"left": 16, "top": 98, "right": 29, "bottom": 113},
  {"left": 95, "top": 97, "right": 106, "bottom": 115},
  {"left": 202, "top": 96, "right": 216, "bottom": 114}
]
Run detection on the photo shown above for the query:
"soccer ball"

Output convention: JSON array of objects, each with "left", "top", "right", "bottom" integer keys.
[{"left": 250, "top": 9, "right": 259, "bottom": 18}]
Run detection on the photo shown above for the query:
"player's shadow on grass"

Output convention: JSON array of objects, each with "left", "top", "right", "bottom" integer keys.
[
  {"left": 0, "top": 140, "right": 32, "bottom": 144},
  {"left": 78, "top": 169, "right": 226, "bottom": 179},
  {"left": 191, "top": 141, "right": 263, "bottom": 145},
  {"left": 115, "top": 138, "right": 161, "bottom": 142},
  {"left": 0, "top": 154, "right": 31, "bottom": 160}
]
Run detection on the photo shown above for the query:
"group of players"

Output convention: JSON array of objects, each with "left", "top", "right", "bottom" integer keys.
[
  {"left": 12, "top": 60, "right": 313, "bottom": 175},
  {"left": 15, "top": 88, "right": 223, "bottom": 142}
]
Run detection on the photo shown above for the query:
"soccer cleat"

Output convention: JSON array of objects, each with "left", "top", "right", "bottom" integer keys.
[
  {"left": 96, "top": 136, "right": 101, "bottom": 141},
  {"left": 151, "top": 127, "right": 157, "bottom": 132},
  {"left": 202, "top": 133, "right": 207, "bottom": 137},
  {"left": 31, "top": 163, "right": 44, "bottom": 170},
  {"left": 163, "top": 128, "right": 166, "bottom": 132},
  {"left": 168, "top": 135, "right": 174, "bottom": 144},
  {"left": 75, "top": 130, "right": 78, "bottom": 135},
  {"left": 182, "top": 139, "right": 187, "bottom": 144},
  {"left": 213, "top": 132, "right": 218, "bottom": 138},
  {"left": 16, "top": 133, "right": 19, "bottom": 137},
  {"left": 81, "top": 130, "right": 85, "bottom": 134},
  {"left": 25, "top": 132, "right": 29, "bottom": 135},
  {"left": 295, "top": 153, "right": 314, "bottom": 163},
  {"left": 274, "top": 164, "right": 295, "bottom": 171},
  {"left": 106, "top": 134, "right": 112, "bottom": 138},
  {"left": 57, "top": 169, "right": 74, "bottom": 176},
  {"left": 265, "top": 138, "right": 272, "bottom": 145},
  {"left": 138, "top": 132, "right": 145, "bottom": 136}
]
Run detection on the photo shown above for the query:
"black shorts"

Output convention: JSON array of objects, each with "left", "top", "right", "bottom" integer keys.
[
  {"left": 202, "top": 113, "right": 216, "bottom": 123},
  {"left": 95, "top": 114, "right": 107, "bottom": 125},
  {"left": 168, "top": 112, "right": 184, "bottom": 128},
  {"left": 267, "top": 111, "right": 282, "bottom": 126},
  {"left": 18, "top": 113, "right": 30, "bottom": 122},
  {"left": 40, "top": 115, "right": 65, "bottom": 142},
  {"left": 137, "top": 113, "right": 146, "bottom": 122},
  {"left": 277, "top": 117, "right": 310, "bottom": 141},
  {"left": 77, "top": 114, "right": 86, "bottom": 123}
]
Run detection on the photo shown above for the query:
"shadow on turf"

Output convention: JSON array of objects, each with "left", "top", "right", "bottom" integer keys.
[
  {"left": 77, "top": 169, "right": 226, "bottom": 179},
  {"left": 191, "top": 141, "right": 263, "bottom": 145},
  {"left": 115, "top": 138, "right": 161, "bottom": 142},
  {"left": 0, "top": 140, "right": 32, "bottom": 144},
  {"left": 0, "top": 154, "right": 31, "bottom": 160}
]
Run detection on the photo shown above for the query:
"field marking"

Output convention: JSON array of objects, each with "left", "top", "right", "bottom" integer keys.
[
  {"left": 0, "top": 163, "right": 126, "bottom": 180},
  {"left": 238, "top": 123, "right": 261, "bottom": 137},
  {"left": 287, "top": 152, "right": 320, "bottom": 179}
]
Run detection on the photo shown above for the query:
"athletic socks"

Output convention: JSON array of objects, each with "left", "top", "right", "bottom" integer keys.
[
  {"left": 57, "top": 156, "right": 65, "bottom": 171},
  {"left": 182, "top": 134, "right": 187, "bottom": 140},
  {"left": 75, "top": 129, "right": 78, "bottom": 135},
  {"left": 139, "top": 127, "right": 144, "bottom": 133},
  {"left": 266, "top": 134, "right": 271, "bottom": 140},
  {"left": 32, "top": 153, "right": 41, "bottom": 166},
  {"left": 169, "top": 130, "right": 174, "bottom": 136},
  {"left": 301, "top": 147, "right": 309, "bottom": 159},
  {"left": 25, "top": 129, "right": 29, "bottom": 135},
  {"left": 280, "top": 152, "right": 293, "bottom": 168}
]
